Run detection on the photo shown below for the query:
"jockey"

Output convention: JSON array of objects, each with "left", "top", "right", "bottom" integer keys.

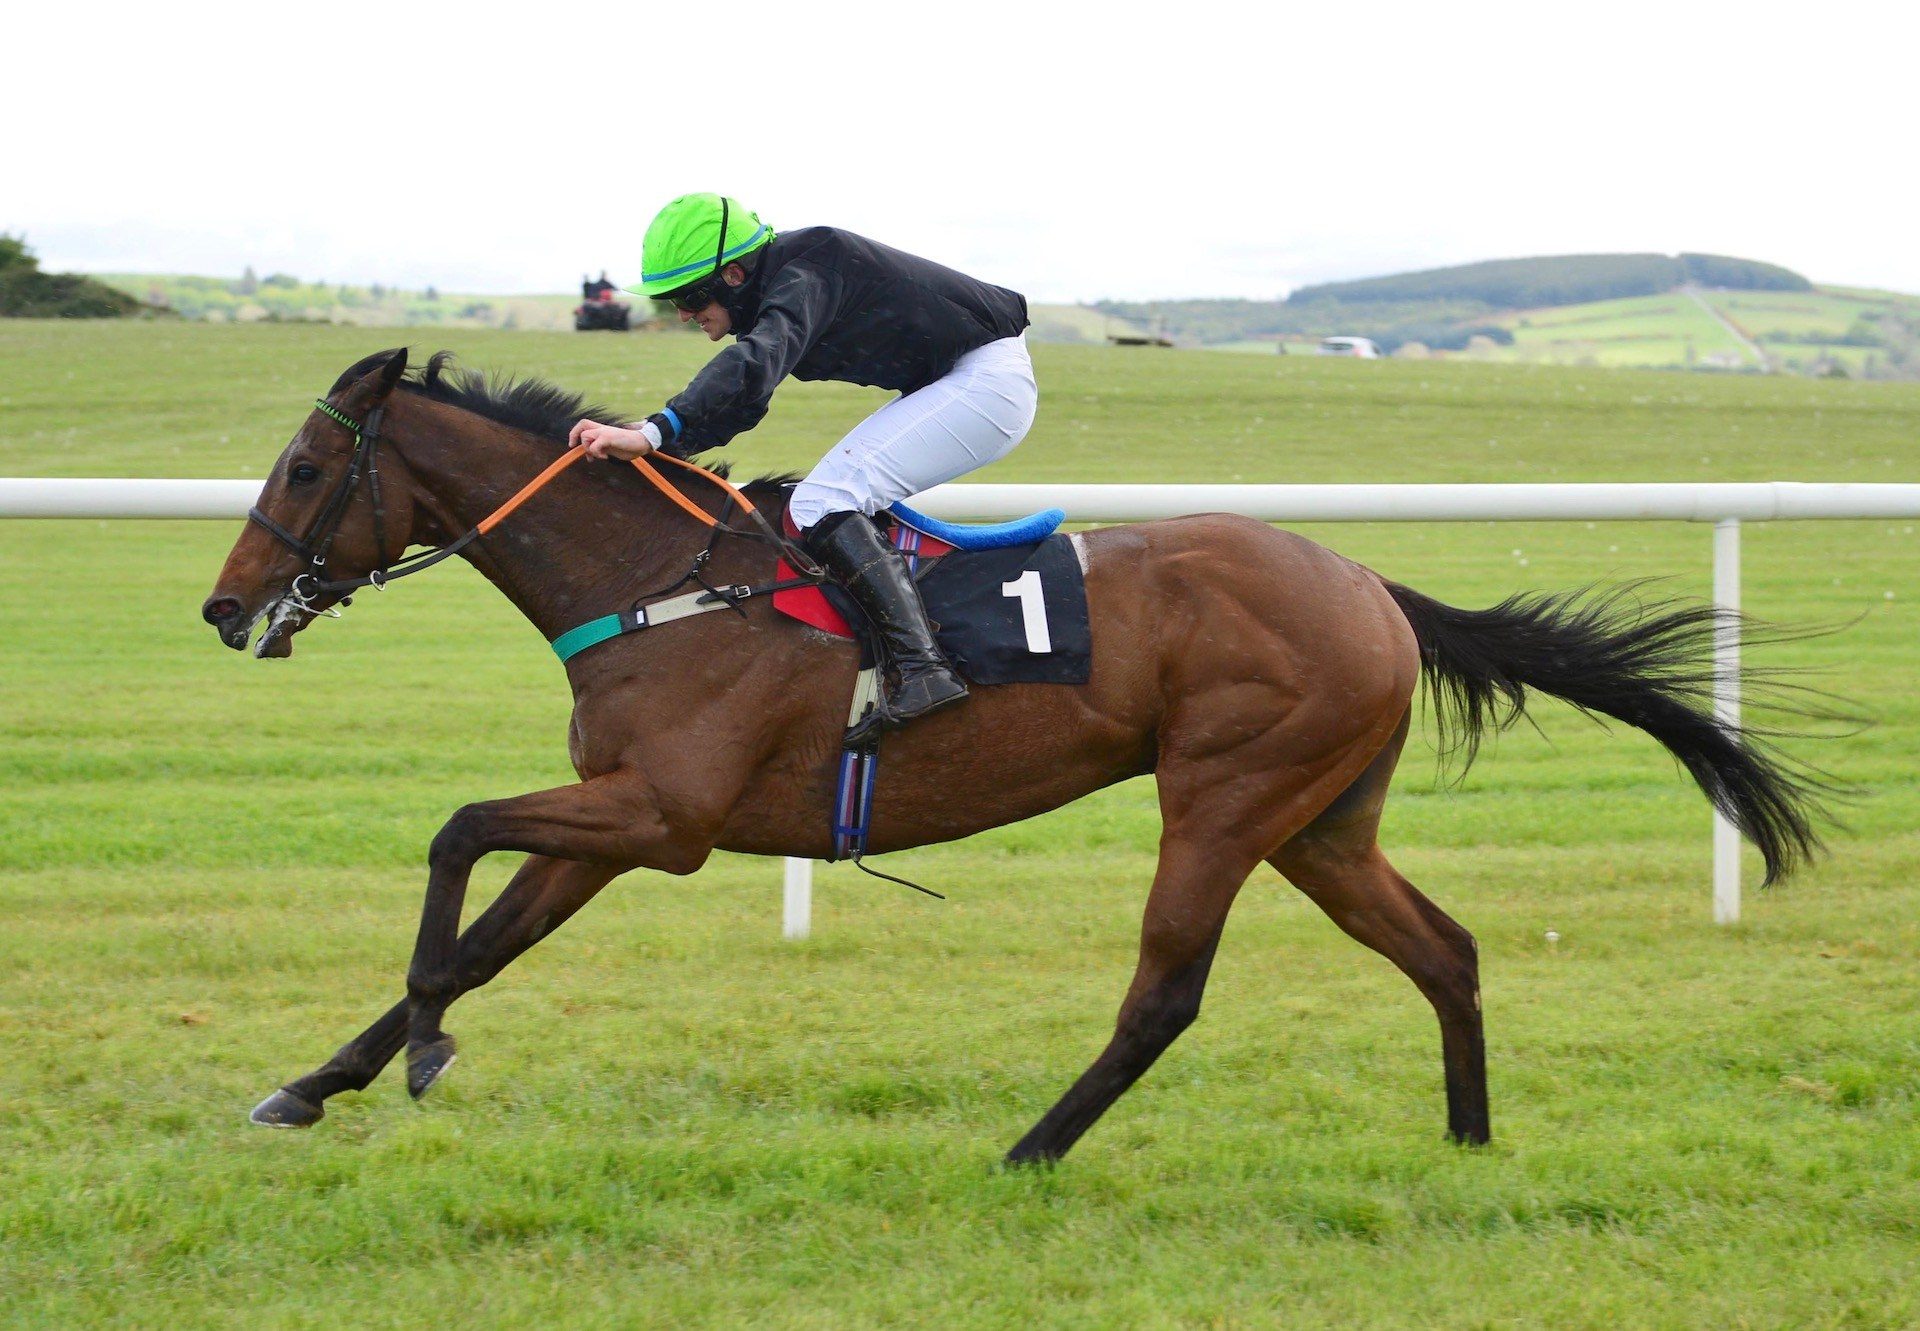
[{"left": 569, "top": 193, "right": 1037, "bottom": 743}]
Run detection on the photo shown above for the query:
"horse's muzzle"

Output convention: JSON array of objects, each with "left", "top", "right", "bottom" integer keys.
[{"left": 202, "top": 595, "right": 252, "bottom": 651}]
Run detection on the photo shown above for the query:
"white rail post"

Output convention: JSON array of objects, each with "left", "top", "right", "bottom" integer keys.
[
  {"left": 782, "top": 857, "right": 813, "bottom": 939},
  {"left": 1712, "top": 517, "right": 1742, "bottom": 924}
]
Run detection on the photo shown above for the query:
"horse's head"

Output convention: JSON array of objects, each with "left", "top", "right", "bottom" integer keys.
[{"left": 202, "top": 348, "right": 425, "bottom": 657}]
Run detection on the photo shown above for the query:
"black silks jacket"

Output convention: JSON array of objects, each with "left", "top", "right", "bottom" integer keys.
[{"left": 660, "top": 227, "right": 1029, "bottom": 456}]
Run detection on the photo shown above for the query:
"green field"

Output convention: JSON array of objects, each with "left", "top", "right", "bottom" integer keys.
[
  {"left": 1475, "top": 285, "right": 1920, "bottom": 377},
  {"left": 1707, "top": 287, "right": 1920, "bottom": 378},
  {"left": 3, "top": 321, "right": 1919, "bottom": 1328},
  {"left": 1489, "top": 292, "right": 1749, "bottom": 368}
]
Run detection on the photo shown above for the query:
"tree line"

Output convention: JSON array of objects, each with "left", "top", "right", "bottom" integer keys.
[{"left": 0, "top": 235, "right": 145, "bottom": 318}]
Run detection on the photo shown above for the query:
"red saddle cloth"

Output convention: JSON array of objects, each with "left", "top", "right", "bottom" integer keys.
[{"left": 774, "top": 514, "right": 955, "bottom": 638}]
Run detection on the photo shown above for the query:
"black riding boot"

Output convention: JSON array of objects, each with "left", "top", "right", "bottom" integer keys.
[{"left": 804, "top": 511, "right": 968, "bottom": 745}]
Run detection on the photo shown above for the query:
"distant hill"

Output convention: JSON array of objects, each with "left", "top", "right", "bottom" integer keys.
[
  {"left": 1292, "top": 253, "right": 1811, "bottom": 308},
  {"left": 1099, "top": 253, "right": 1815, "bottom": 349},
  {"left": 1096, "top": 252, "right": 1919, "bottom": 379},
  {"left": 1026, "top": 304, "right": 1154, "bottom": 344}
]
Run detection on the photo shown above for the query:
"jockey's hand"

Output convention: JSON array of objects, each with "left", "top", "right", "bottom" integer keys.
[{"left": 570, "top": 418, "right": 661, "bottom": 461}]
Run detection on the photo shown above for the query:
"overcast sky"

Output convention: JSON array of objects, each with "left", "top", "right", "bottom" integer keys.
[{"left": 6, "top": 1, "right": 1914, "bottom": 303}]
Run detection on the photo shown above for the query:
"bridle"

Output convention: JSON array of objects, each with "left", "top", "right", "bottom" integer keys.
[
  {"left": 248, "top": 393, "right": 820, "bottom": 618},
  {"left": 247, "top": 399, "right": 409, "bottom": 607}
]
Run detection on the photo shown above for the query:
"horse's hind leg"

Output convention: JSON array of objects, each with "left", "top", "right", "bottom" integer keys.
[
  {"left": 249, "top": 855, "right": 614, "bottom": 1127},
  {"left": 1004, "top": 831, "right": 1259, "bottom": 1165},
  {"left": 1270, "top": 824, "right": 1489, "bottom": 1144},
  {"left": 1006, "top": 697, "right": 1405, "bottom": 1166}
]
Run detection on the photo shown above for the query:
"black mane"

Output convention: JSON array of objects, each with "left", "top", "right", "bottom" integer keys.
[{"left": 329, "top": 349, "right": 798, "bottom": 501}]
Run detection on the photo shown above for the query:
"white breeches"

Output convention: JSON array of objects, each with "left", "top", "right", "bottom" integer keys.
[{"left": 787, "top": 334, "right": 1037, "bottom": 530}]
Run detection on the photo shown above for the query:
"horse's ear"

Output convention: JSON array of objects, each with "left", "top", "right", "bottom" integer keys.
[
  {"left": 376, "top": 347, "right": 408, "bottom": 392},
  {"left": 342, "top": 347, "right": 409, "bottom": 407}
]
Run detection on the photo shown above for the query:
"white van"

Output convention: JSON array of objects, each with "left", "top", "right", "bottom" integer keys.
[{"left": 1317, "top": 336, "right": 1383, "bottom": 359}]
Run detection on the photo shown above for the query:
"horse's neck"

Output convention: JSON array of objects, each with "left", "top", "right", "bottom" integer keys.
[{"left": 393, "top": 398, "right": 703, "bottom": 642}]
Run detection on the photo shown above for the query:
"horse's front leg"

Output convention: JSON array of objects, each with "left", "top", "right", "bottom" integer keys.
[
  {"left": 404, "top": 770, "right": 709, "bottom": 1099},
  {"left": 250, "top": 855, "right": 616, "bottom": 1127}
]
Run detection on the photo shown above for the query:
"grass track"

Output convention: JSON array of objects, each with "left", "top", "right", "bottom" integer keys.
[{"left": 2, "top": 322, "right": 1919, "bottom": 1327}]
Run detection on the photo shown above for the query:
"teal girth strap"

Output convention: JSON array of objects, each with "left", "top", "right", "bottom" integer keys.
[
  {"left": 550, "top": 589, "right": 739, "bottom": 663},
  {"left": 551, "top": 614, "right": 628, "bottom": 662}
]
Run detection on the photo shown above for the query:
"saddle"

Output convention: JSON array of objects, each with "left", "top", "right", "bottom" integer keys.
[
  {"left": 776, "top": 502, "right": 1090, "bottom": 865},
  {"left": 774, "top": 502, "right": 1090, "bottom": 687}
]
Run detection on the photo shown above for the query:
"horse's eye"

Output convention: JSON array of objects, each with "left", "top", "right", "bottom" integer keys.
[{"left": 290, "top": 462, "right": 321, "bottom": 486}]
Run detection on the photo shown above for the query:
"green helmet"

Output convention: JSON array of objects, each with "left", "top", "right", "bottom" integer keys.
[{"left": 631, "top": 193, "right": 774, "bottom": 299}]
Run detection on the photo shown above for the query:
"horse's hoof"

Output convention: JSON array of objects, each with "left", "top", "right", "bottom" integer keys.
[
  {"left": 1002, "top": 1142, "right": 1062, "bottom": 1169},
  {"left": 407, "top": 1037, "right": 458, "bottom": 1100},
  {"left": 249, "top": 1088, "right": 325, "bottom": 1129}
]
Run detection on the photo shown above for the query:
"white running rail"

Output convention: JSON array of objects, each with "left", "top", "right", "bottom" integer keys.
[
  {"left": 10, "top": 478, "right": 1919, "bottom": 931},
  {"left": 7, "top": 478, "right": 1920, "bottom": 523}
]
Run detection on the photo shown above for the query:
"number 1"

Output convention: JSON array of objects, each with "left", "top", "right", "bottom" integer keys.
[{"left": 1001, "top": 570, "right": 1052, "bottom": 653}]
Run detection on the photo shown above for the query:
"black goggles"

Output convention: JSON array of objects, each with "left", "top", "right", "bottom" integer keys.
[{"left": 666, "top": 275, "right": 725, "bottom": 312}]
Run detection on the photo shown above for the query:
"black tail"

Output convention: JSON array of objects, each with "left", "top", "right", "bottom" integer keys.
[{"left": 1383, "top": 580, "right": 1839, "bottom": 885}]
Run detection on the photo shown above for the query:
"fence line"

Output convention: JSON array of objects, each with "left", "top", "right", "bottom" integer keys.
[
  {"left": 6, "top": 477, "right": 1920, "bottom": 523},
  {"left": 9, "top": 477, "right": 1920, "bottom": 931}
]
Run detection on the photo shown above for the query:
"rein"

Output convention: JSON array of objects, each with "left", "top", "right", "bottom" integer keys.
[
  {"left": 646, "top": 450, "right": 822, "bottom": 576},
  {"left": 249, "top": 398, "right": 820, "bottom": 613}
]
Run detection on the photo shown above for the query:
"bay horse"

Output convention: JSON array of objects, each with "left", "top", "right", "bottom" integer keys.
[{"left": 201, "top": 348, "right": 1826, "bottom": 1162}]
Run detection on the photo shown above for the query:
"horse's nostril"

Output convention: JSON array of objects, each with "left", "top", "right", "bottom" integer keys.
[{"left": 203, "top": 597, "right": 243, "bottom": 626}]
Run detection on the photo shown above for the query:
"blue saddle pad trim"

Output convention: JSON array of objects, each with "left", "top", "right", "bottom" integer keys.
[{"left": 887, "top": 501, "right": 1065, "bottom": 551}]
